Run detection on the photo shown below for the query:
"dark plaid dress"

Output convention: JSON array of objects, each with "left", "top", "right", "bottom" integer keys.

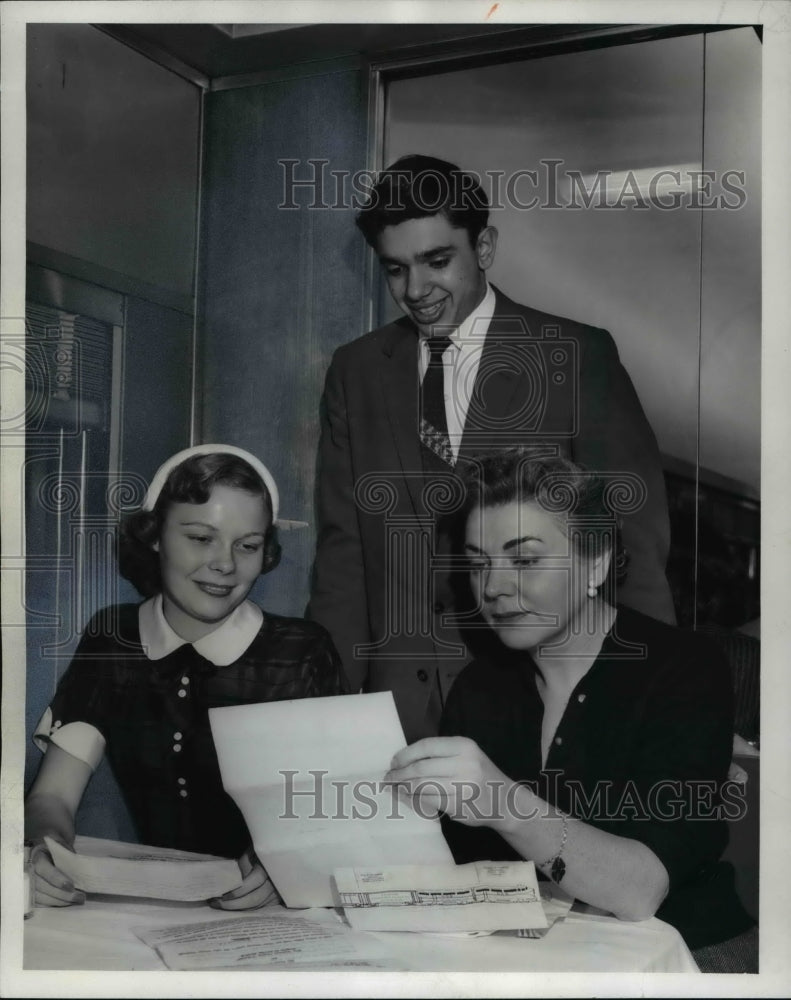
[{"left": 43, "top": 603, "right": 348, "bottom": 858}]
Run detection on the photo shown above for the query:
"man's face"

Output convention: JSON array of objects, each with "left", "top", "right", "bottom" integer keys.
[{"left": 375, "top": 214, "right": 497, "bottom": 336}]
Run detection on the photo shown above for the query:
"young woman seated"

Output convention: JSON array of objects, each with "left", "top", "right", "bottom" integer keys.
[
  {"left": 384, "top": 448, "right": 754, "bottom": 956},
  {"left": 25, "top": 444, "right": 348, "bottom": 910}
]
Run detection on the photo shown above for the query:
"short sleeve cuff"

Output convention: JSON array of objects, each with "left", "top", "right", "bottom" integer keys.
[{"left": 33, "top": 707, "right": 106, "bottom": 771}]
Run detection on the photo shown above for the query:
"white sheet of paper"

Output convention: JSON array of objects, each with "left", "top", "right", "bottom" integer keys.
[
  {"left": 45, "top": 835, "right": 241, "bottom": 902},
  {"left": 209, "top": 691, "right": 453, "bottom": 907},
  {"left": 334, "top": 861, "right": 550, "bottom": 932},
  {"left": 133, "top": 912, "right": 394, "bottom": 969}
]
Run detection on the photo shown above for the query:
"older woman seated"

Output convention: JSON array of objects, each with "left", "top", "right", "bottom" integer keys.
[{"left": 385, "top": 448, "right": 754, "bottom": 964}]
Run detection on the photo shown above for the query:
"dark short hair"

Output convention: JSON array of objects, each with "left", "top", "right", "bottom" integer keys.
[
  {"left": 118, "top": 453, "right": 281, "bottom": 598},
  {"left": 454, "top": 447, "right": 628, "bottom": 585},
  {"left": 355, "top": 154, "right": 490, "bottom": 249}
]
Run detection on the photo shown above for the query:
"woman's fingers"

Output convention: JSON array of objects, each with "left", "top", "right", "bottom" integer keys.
[
  {"left": 237, "top": 845, "right": 255, "bottom": 879},
  {"left": 30, "top": 851, "right": 84, "bottom": 906},
  {"left": 210, "top": 876, "right": 279, "bottom": 911},
  {"left": 209, "top": 850, "right": 280, "bottom": 910},
  {"left": 384, "top": 756, "right": 458, "bottom": 784},
  {"left": 35, "top": 882, "right": 86, "bottom": 907},
  {"left": 389, "top": 737, "right": 470, "bottom": 770},
  {"left": 393, "top": 782, "right": 445, "bottom": 818}
]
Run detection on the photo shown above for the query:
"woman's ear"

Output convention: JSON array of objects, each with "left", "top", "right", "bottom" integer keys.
[
  {"left": 591, "top": 547, "right": 613, "bottom": 587},
  {"left": 262, "top": 534, "right": 281, "bottom": 574},
  {"left": 152, "top": 540, "right": 160, "bottom": 553}
]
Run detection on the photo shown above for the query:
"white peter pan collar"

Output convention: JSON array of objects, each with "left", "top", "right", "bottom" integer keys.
[{"left": 138, "top": 594, "right": 263, "bottom": 666}]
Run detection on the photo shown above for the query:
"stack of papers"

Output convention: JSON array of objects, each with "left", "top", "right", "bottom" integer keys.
[{"left": 44, "top": 835, "right": 241, "bottom": 902}]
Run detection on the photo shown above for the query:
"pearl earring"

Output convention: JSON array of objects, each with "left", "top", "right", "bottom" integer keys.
[{"left": 587, "top": 582, "right": 597, "bottom": 599}]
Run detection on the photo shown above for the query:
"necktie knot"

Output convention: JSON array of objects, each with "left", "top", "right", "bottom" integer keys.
[{"left": 426, "top": 335, "right": 452, "bottom": 365}]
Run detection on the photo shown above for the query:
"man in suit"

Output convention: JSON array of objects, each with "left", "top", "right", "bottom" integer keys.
[{"left": 310, "top": 155, "right": 674, "bottom": 741}]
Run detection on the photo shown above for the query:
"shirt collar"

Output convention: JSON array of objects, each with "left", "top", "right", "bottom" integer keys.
[
  {"left": 451, "top": 282, "right": 496, "bottom": 348},
  {"left": 138, "top": 594, "right": 263, "bottom": 666}
]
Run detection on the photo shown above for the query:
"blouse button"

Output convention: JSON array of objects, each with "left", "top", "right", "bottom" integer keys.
[
  {"left": 178, "top": 689, "right": 187, "bottom": 698},
  {"left": 554, "top": 736, "right": 563, "bottom": 746},
  {"left": 178, "top": 777, "right": 186, "bottom": 786},
  {"left": 174, "top": 732, "right": 183, "bottom": 741},
  {"left": 179, "top": 789, "right": 188, "bottom": 798},
  {"left": 181, "top": 676, "right": 189, "bottom": 685},
  {"left": 173, "top": 743, "right": 182, "bottom": 753},
  {"left": 577, "top": 693, "right": 586, "bottom": 703}
]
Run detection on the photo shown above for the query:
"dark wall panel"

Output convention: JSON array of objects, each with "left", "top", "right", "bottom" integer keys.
[
  {"left": 25, "top": 294, "right": 193, "bottom": 845},
  {"left": 200, "top": 69, "right": 367, "bottom": 616},
  {"left": 27, "top": 24, "right": 200, "bottom": 300},
  {"left": 121, "top": 295, "right": 194, "bottom": 485}
]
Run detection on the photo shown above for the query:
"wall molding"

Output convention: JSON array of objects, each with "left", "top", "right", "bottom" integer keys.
[{"left": 27, "top": 243, "right": 195, "bottom": 317}]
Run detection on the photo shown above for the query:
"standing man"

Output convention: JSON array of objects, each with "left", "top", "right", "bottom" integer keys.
[{"left": 310, "top": 155, "right": 674, "bottom": 741}]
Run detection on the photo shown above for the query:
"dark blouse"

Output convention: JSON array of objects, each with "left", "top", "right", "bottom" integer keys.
[
  {"left": 439, "top": 606, "right": 753, "bottom": 948},
  {"left": 44, "top": 603, "right": 348, "bottom": 859}
]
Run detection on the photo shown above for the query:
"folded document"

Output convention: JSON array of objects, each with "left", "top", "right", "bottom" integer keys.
[{"left": 209, "top": 692, "right": 453, "bottom": 908}]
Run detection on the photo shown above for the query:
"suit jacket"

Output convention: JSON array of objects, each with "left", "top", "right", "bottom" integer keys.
[{"left": 309, "top": 287, "right": 674, "bottom": 740}]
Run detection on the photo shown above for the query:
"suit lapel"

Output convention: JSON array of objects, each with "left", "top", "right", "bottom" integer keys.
[
  {"left": 380, "top": 321, "right": 426, "bottom": 516},
  {"left": 459, "top": 288, "right": 539, "bottom": 459}
]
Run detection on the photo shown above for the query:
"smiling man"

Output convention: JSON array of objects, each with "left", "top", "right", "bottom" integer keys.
[{"left": 309, "top": 155, "right": 674, "bottom": 741}]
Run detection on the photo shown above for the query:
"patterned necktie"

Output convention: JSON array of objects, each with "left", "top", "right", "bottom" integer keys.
[{"left": 420, "top": 335, "right": 455, "bottom": 467}]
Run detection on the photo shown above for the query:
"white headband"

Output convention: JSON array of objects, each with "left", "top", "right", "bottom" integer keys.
[{"left": 142, "top": 444, "right": 280, "bottom": 524}]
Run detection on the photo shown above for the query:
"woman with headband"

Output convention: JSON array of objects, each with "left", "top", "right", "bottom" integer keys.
[{"left": 25, "top": 445, "right": 348, "bottom": 909}]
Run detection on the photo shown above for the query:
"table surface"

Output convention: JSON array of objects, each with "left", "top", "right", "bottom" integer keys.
[{"left": 23, "top": 895, "right": 699, "bottom": 974}]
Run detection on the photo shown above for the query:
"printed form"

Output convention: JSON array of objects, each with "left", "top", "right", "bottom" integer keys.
[
  {"left": 334, "top": 861, "right": 558, "bottom": 932},
  {"left": 134, "top": 912, "right": 395, "bottom": 970}
]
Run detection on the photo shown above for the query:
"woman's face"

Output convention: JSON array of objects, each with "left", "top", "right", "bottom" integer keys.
[
  {"left": 465, "top": 499, "right": 600, "bottom": 652},
  {"left": 154, "top": 484, "right": 269, "bottom": 640}
]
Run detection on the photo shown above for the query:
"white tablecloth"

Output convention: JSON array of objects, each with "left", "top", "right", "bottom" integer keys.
[{"left": 22, "top": 896, "right": 699, "bottom": 974}]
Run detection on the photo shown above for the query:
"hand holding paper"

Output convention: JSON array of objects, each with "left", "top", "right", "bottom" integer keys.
[
  {"left": 29, "top": 837, "right": 85, "bottom": 908},
  {"left": 209, "top": 845, "right": 280, "bottom": 911},
  {"left": 384, "top": 736, "right": 513, "bottom": 825}
]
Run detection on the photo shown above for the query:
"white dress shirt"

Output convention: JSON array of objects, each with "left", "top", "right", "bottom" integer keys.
[{"left": 418, "top": 283, "right": 495, "bottom": 461}]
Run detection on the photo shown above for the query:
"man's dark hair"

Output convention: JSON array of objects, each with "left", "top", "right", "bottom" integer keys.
[
  {"left": 118, "top": 452, "right": 281, "bottom": 598},
  {"left": 355, "top": 154, "right": 490, "bottom": 249}
]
